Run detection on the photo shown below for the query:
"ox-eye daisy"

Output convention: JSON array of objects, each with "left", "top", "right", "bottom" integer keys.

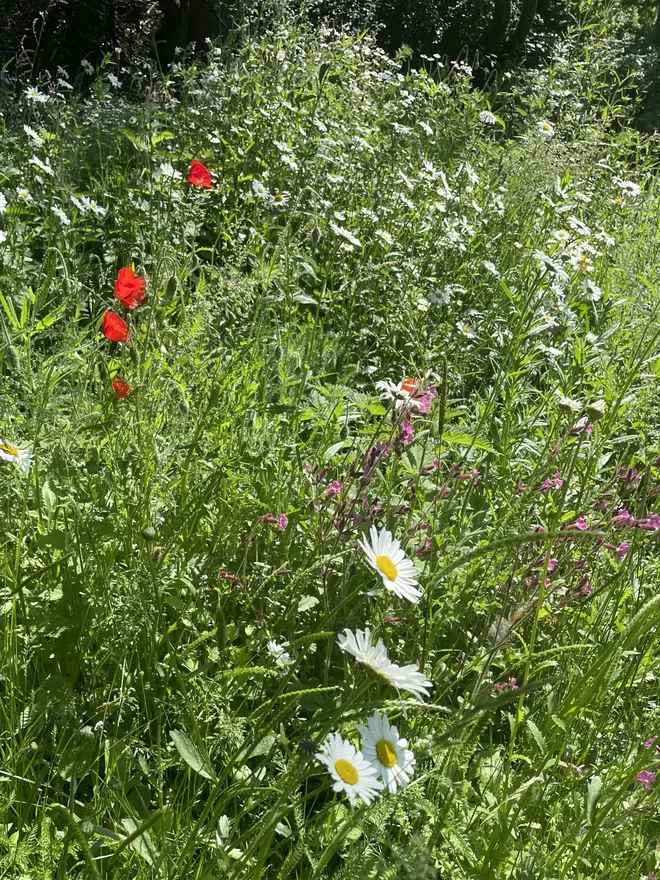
[
  {"left": 358, "top": 712, "right": 416, "bottom": 793},
  {"left": 316, "top": 732, "right": 383, "bottom": 805},
  {"left": 338, "top": 628, "right": 432, "bottom": 700},
  {"left": 0, "top": 441, "right": 33, "bottom": 473},
  {"left": 358, "top": 525, "right": 421, "bottom": 603}
]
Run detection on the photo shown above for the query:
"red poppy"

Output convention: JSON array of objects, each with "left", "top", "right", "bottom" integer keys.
[
  {"left": 112, "top": 377, "right": 131, "bottom": 399},
  {"left": 101, "top": 311, "right": 131, "bottom": 342},
  {"left": 401, "top": 378, "right": 416, "bottom": 394},
  {"left": 188, "top": 159, "right": 214, "bottom": 189},
  {"left": 114, "top": 267, "right": 145, "bottom": 309}
]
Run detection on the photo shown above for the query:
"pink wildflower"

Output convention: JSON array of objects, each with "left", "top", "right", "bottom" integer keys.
[
  {"left": 553, "top": 472, "right": 564, "bottom": 487},
  {"left": 644, "top": 736, "right": 658, "bottom": 750},
  {"left": 572, "top": 517, "right": 587, "bottom": 531},
  {"left": 516, "top": 478, "right": 527, "bottom": 494},
  {"left": 547, "top": 557, "right": 559, "bottom": 572},
  {"left": 615, "top": 542, "right": 629, "bottom": 560},
  {"left": 508, "top": 677, "right": 518, "bottom": 690},
  {"left": 611, "top": 508, "right": 635, "bottom": 529},
  {"left": 636, "top": 770, "right": 656, "bottom": 791},
  {"left": 492, "top": 682, "right": 508, "bottom": 693},
  {"left": 401, "top": 420, "right": 414, "bottom": 445},
  {"left": 276, "top": 513, "right": 288, "bottom": 530},
  {"left": 325, "top": 480, "right": 342, "bottom": 499}
]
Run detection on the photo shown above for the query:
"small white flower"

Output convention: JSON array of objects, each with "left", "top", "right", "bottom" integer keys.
[
  {"left": 29, "top": 156, "right": 53, "bottom": 176},
  {"left": 479, "top": 110, "right": 498, "bottom": 125},
  {"left": 580, "top": 279, "right": 602, "bottom": 302},
  {"left": 483, "top": 260, "right": 499, "bottom": 276},
  {"left": 81, "top": 60, "right": 95, "bottom": 75},
  {"left": 375, "top": 378, "right": 416, "bottom": 407},
  {"left": 536, "top": 120, "right": 555, "bottom": 138},
  {"left": 358, "top": 712, "right": 415, "bottom": 793},
  {"left": 552, "top": 229, "right": 570, "bottom": 245},
  {"left": 51, "top": 206, "right": 71, "bottom": 226},
  {"left": 0, "top": 193, "right": 6, "bottom": 214},
  {"left": 0, "top": 441, "right": 33, "bottom": 473},
  {"left": 358, "top": 525, "right": 421, "bottom": 604},
  {"left": 17, "top": 188, "right": 32, "bottom": 203},
  {"left": 391, "top": 122, "right": 411, "bottom": 134},
  {"left": 375, "top": 229, "right": 393, "bottom": 245},
  {"left": 418, "top": 121, "right": 433, "bottom": 135},
  {"left": 614, "top": 178, "right": 640, "bottom": 198},
  {"left": 252, "top": 179, "right": 270, "bottom": 199},
  {"left": 330, "top": 222, "right": 361, "bottom": 248},
  {"left": 71, "top": 196, "right": 107, "bottom": 217},
  {"left": 155, "top": 162, "right": 183, "bottom": 182},
  {"left": 267, "top": 640, "right": 291, "bottom": 666},
  {"left": 24, "top": 86, "right": 48, "bottom": 104},
  {"left": 326, "top": 171, "right": 344, "bottom": 184},
  {"left": 338, "top": 628, "right": 432, "bottom": 700},
  {"left": 107, "top": 73, "right": 121, "bottom": 89},
  {"left": 0, "top": 231, "right": 7, "bottom": 244},
  {"left": 269, "top": 191, "right": 289, "bottom": 209},
  {"left": 23, "top": 125, "right": 43, "bottom": 146},
  {"left": 316, "top": 732, "right": 383, "bottom": 806},
  {"left": 281, "top": 153, "right": 298, "bottom": 171},
  {"left": 58, "top": 79, "right": 73, "bottom": 91},
  {"left": 456, "top": 320, "right": 475, "bottom": 339}
]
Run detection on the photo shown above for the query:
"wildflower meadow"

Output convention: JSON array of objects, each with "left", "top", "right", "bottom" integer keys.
[{"left": 1, "top": 4, "right": 660, "bottom": 878}]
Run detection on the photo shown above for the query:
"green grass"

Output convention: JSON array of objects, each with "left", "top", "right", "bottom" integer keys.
[{"left": 0, "top": 8, "right": 660, "bottom": 878}]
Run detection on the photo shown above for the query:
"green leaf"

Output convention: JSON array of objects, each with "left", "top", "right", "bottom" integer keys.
[
  {"left": 170, "top": 729, "right": 214, "bottom": 780},
  {"left": 442, "top": 428, "right": 494, "bottom": 452},
  {"left": 526, "top": 718, "right": 547, "bottom": 752},
  {"left": 121, "top": 817, "right": 161, "bottom": 869},
  {"left": 324, "top": 440, "right": 348, "bottom": 461},
  {"left": 41, "top": 481, "right": 56, "bottom": 516},
  {"left": 585, "top": 775, "right": 602, "bottom": 825}
]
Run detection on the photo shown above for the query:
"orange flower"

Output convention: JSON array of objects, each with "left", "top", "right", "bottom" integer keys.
[{"left": 114, "top": 267, "right": 145, "bottom": 309}]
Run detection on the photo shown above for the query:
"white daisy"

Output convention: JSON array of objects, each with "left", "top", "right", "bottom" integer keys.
[
  {"left": 252, "top": 179, "right": 270, "bottom": 199},
  {"left": 29, "top": 156, "right": 53, "bottom": 177},
  {"left": 80, "top": 60, "right": 95, "bottom": 75},
  {"left": 267, "top": 640, "right": 291, "bottom": 666},
  {"left": 358, "top": 525, "right": 421, "bottom": 604},
  {"left": 479, "top": 110, "right": 497, "bottom": 125},
  {"left": 269, "top": 191, "right": 289, "bottom": 208},
  {"left": 281, "top": 153, "right": 298, "bottom": 171},
  {"left": 357, "top": 712, "right": 415, "bottom": 793},
  {"left": 0, "top": 441, "right": 33, "bottom": 473},
  {"left": 456, "top": 320, "right": 475, "bottom": 339},
  {"left": 330, "top": 223, "right": 361, "bottom": 249},
  {"left": 337, "top": 628, "right": 432, "bottom": 700},
  {"left": 23, "top": 125, "right": 43, "bottom": 146},
  {"left": 536, "top": 120, "right": 555, "bottom": 138},
  {"left": 0, "top": 193, "right": 6, "bottom": 214},
  {"left": 0, "top": 231, "right": 7, "bottom": 244},
  {"left": 155, "top": 162, "right": 182, "bottom": 181},
  {"left": 51, "top": 206, "right": 71, "bottom": 226},
  {"left": 316, "top": 732, "right": 383, "bottom": 805},
  {"left": 375, "top": 377, "right": 416, "bottom": 406},
  {"left": 107, "top": 73, "right": 121, "bottom": 89},
  {"left": 24, "top": 86, "right": 48, "bottom": 104},
  {"left": 57, "top": 78, "right": 73, "bottom": 91}
]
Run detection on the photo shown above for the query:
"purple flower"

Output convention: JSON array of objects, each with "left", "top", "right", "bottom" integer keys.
[
  {"left": 636, "top": 770, "right": 656, "bottom": 791},
  {"left": 572, "top": 517, "right": 587, "bottom": 531},
  {"left": 492, "top": 682, "right": 508, "bottom": 693},
  {"left": 325, "top": 480, "right": 342, "bottom": 499},
  {"left": 276, "top": 513, "right": 288, "bottom": 530},
  {"left": 611, "top": 508, "right": 635, "bottom": 529},
  {"left": 401, "top": 420, "right": 414, "bottom": 445},
  {"left": 644, "top": 735, "right": 658, "bottom": 750},
  {"left": 547, "top": 557, "right": 559, "bottom": 572},
  {"left": 615, "top": 541, "right": 629, "bottom": 560},
  {"left": 553, "top": 471, "right": 564, "bottom": 487},
  {"left": 541, "top": 478, "right": 555, "bottom": 492},
  {"left": 508, "top": 676, "right": 518, "bottom": 690}
]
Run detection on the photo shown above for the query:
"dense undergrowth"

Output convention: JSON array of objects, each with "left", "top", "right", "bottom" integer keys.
[{"left": 0, "top": 5, "right": 660, "bottom": 878}]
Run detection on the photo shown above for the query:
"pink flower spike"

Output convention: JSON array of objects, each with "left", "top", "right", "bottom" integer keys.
[
  {"left": 276, "top": 513, "right": 288, "bottom": 530},
  {"left": 492, "top": 682, "right": 508, "bottom": 693},
  {"left": 553, "top": 472, "right": 564, "bottom": 487},
  {"left": 644, "top": 736, "right": 658, "bottom": 750},
  {"left": 636, "top": 770, "right": 656, "bottom": 791},
  {"left": 508, "top": 677, "right": 518, "bottom": 690},
  {"left": 547, "top": 557, "right": 559, "bottom": 572},
  {"left": 573, "top": 517, "right": 587, "bottom": 531},
  {"left": 470, "top": 468, "right": 480, "bottom": 485},
  {"left": 615, "top": 542, "right": 629, "bottom": 560},
  {"left": 540, "top": 478, "right": 554, "bottom": 492}
]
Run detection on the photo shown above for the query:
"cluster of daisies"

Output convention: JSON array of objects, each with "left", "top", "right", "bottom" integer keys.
[{"left": 313, "top": 378, "right": 433, "bottom": 806}]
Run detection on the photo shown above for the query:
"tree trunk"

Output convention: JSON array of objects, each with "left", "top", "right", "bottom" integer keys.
[
  {"left": 481, "top": 0, "right": 512, "bottom": 55},
  {"left": 505, "top": 0, "right": 538, "bottom": 52},
  {"left": 656, "top": 0, "right": 660, "bottom": 45}
]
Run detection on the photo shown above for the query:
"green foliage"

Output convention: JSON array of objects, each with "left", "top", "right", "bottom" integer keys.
[{"left": 0, "top": 8, "right": 659, "bottom": 879}]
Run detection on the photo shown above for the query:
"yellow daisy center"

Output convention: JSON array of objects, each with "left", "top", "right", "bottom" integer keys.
[
  {"left": 0, "top": 443, "right": 19, "bottom": 457},
  {"left": 376, "top": 738, "right": 398, "bottom": 768},
  {"left": 376, "top": 555, "right": 398, "bottom": 581},
  {"left": 334, "top": 758, "right": 358, "bottom": 785}
]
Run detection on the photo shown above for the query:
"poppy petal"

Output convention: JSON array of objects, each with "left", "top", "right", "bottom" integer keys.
[
  {"left": 188, "top": 159, "right": 214, "bottom": 189},
  {"left": 112, "top": 377, "right": 131, "bottom": 399},
  {"left": 114, "top": 267, "right": 146, "bottom": 309},
  {"left": 101, "top": 311, "right": 131, "bottom": 342}
]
